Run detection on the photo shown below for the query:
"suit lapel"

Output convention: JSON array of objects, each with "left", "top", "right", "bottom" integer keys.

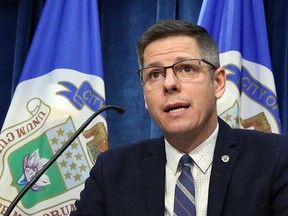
[
  {"left": 142, "top": 137, "right": 166, "bottom": 216},
  {"left": 207, "top": 118, "right": 239, "bottom": 216}
]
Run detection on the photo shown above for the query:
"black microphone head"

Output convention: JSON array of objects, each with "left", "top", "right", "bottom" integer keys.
[{"left": 113, "top": 106, "right": 125, "bottom": 114}]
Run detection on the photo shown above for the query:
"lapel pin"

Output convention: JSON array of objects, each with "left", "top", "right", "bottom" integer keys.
[{"left": 221, "top": 155, "right": 230, "bottom": 163}]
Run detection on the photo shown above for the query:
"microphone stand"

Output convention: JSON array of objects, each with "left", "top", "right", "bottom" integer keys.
[{"left": 4, "top": 105, "right": 125, "bottom": 216}]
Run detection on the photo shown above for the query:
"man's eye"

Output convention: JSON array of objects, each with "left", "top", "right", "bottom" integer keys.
[
  {"left": 181, "top": 65, "right": 198, "bottom": 73},
  {"left": 148, "top": 71, "right": 162, "bottom": 79}
]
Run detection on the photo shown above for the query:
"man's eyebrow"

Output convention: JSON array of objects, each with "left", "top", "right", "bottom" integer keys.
[
  {"left": 144, "top": 57, "right": 195, "bottom": 67},
  {"left": 144, "top": 62, "right": 163, "bottom": 67}
]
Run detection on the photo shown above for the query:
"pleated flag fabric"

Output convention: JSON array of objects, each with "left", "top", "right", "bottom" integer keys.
[
  {"left": 0, "top": 1, "right": 107, "bottom": 215},
  {"left": 198, "top": 0, "right": 281, "bottom": 133}
]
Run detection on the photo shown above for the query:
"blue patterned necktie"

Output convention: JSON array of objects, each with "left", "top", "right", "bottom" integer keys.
[{"left": 174, "top": 154, "right": 196, "bottom": 216}]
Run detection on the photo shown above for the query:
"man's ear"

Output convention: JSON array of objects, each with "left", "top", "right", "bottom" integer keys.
[{"left": 214, "top": 66, "right": 226, "bottom": 99}]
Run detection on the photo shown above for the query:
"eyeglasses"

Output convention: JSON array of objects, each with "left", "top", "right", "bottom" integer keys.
[{"left": 137, "top": 59, "right": 217, "bottom": 90}]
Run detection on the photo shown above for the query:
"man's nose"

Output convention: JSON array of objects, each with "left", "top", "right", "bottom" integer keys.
[{"left": 162, "top": 68, "right": 181, "bottom": 94}]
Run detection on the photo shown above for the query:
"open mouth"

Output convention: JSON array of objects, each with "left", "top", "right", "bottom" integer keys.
[{"left": 164, "top": 104, "right": 189, "bottom": 113}]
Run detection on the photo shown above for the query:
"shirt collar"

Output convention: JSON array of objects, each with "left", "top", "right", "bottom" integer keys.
[{"left": 165, "top": 123, "right": 219, "bottom": 175}]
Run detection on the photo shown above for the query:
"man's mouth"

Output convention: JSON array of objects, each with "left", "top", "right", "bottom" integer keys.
[
  {"left": 164, "top": 104, "right": 190, "bottom": 113},
  {"left": 167, "top": 107, "right": 186, "bottom": 113}
]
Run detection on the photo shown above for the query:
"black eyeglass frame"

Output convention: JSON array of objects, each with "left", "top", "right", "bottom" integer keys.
[{"left": 137, "top": 58, "right": 218, "bottom": 83}]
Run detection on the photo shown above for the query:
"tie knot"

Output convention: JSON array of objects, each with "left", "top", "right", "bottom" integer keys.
[{"left": 179, "top": 154, "right": 192, "bottom": 168}]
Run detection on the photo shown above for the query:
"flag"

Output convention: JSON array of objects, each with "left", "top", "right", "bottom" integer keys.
[
  {"left": 0, "top": 0, "right": 107, "bottom": 215},
  {"left": 198, "top": 0, "right": 281, "bottom": 133}
]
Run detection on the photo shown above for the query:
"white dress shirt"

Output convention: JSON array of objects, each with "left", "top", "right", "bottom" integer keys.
[{"left": 164, "top": 123, "right": 219, "bottom": 216}]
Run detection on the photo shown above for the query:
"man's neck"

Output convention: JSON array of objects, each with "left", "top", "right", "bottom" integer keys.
[{"left": 164, "top": 119, "right": 219, "bottom": 153}]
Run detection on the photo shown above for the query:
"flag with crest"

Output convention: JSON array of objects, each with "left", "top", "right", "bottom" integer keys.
[
  {"left": 198, "top": 0, "right": 281, "bottom": 133},
  {"left": 0, "top": 0, "right": 107, "bottom": 215}
]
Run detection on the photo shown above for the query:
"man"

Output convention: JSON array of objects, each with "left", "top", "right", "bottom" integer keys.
[{"left": 70, "top": 20, "right": 288, "bottom": 216}]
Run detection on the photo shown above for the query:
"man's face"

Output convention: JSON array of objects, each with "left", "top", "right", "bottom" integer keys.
[{"left": 142, "top": 36, "right": 226, "bottom": 142}]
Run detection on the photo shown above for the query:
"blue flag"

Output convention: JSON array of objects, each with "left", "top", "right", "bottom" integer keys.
[
  {"left": 198, "top": 0, "right": 281, "bottom": 133},
  {"left": 0, "top": 0, "right": 107, "bottom": 214}
]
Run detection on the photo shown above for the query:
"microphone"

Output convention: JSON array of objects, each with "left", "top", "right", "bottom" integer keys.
[{"left": 4, "top": 105, "right": 125, "bottom": 216}]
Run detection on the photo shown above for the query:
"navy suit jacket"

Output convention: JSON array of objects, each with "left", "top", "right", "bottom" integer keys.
[{"left": 71, "top": 119, "right": 288, "bottom": 216}]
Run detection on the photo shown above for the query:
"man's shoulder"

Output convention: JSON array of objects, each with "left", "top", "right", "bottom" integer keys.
[
  {"left": 100, "top": 136, "right": 165, "bottom": 159},
  {"left": 232, "top": 127, "right": 288, "bottom": 140},
  {"left": 94, "top": 137, "right": 165, "bottom": 171},
  {"left": 219, "top": 117, "right": 288, "bottom": 146},
  {"left": 231, "top": 128, "right": 288, "bottom": 152}
]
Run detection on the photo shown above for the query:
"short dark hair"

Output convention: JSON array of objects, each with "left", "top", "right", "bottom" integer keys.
[{"left": 136, "top": 19, "right": 220, "bottom": 71}]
